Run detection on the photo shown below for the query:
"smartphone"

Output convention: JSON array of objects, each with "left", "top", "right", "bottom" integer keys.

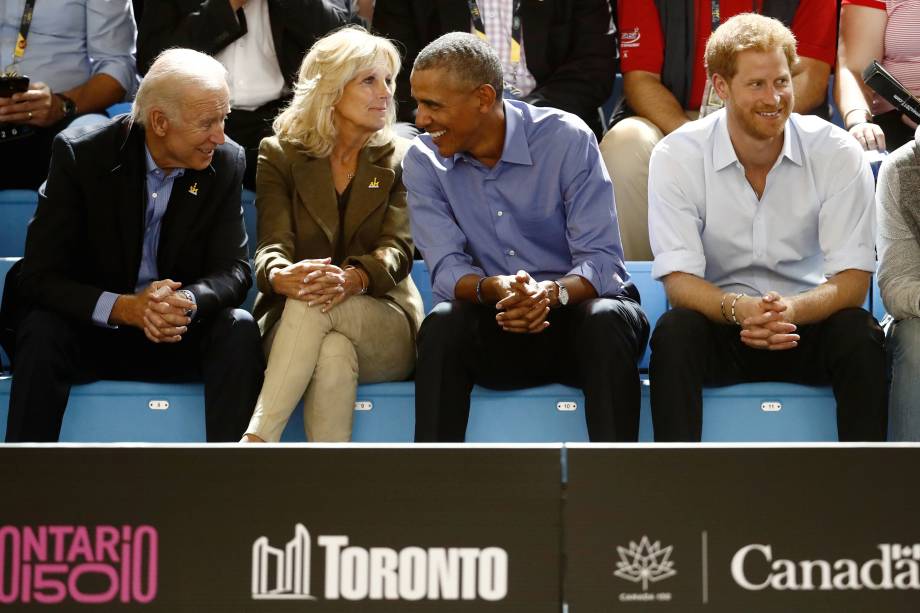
[{"left": 0, "top": 75, "right": 30, "bottom": 98}]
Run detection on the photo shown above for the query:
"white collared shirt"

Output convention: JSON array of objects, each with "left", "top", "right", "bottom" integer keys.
[
  {"left": 648, "top": 109, "right": 877, "bottom": 296},
  {"left": 215, "top": 0, "right": 285, "bottom": 110}
]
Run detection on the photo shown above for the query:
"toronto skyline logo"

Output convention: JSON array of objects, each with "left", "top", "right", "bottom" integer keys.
[
  {"left": 251, "top": 524, "right": 315, "bottom": 600},
  {"left": 614, "top": 536, "right": 677, "bottom": 591}
]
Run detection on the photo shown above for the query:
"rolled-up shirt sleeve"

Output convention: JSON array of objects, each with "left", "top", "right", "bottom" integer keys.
[
  {"left": 648, "top": 140, "right": 707, "bottom": 280},
  {"left": 818, "top": 141, "right": 877, "bottom": 277},
  {"left": 403, "top": 145, "right": 484, "bottom": 304},
  {"left": 86, "top": 0, "right": 139, "bottom": 96},
  {"left": 561, "top": 130, "right": 628, "bottom": 297}
]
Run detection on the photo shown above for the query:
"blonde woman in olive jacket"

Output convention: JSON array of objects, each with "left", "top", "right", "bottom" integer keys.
[{"left": 242, "top": 28, "right": 424, "bottom": 442}]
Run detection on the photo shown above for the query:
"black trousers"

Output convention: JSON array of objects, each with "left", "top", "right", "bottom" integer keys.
[
  {"left": 414, "top": 296, "right": 649, "bottom": 442},
  {"left": 649, "top": 307, "right": 888, "bottom": 442},
  {"left": 5, "top": 307, "right": 265, "bottom": 442},
  {"left": 0, "top": 119, "right": 68, "bottom": 190}
]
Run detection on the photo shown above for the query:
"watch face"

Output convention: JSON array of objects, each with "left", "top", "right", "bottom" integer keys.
[
  {"left": 557, "top": 284, "right": 569, "bottom": 306},
  {"left": 59, "top": 96, "right": 76, "bottom": 117}
]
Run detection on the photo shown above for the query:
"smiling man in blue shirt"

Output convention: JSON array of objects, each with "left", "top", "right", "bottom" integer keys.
[{"left": 403, "top": 32, "right": 648, "bottom": 443}]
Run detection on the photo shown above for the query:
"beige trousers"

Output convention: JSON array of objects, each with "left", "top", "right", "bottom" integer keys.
[
  {"left": 245, "top": 295, "right": 415, "bottom": 442},
  {"left": 599, "top": 112, "right": 698, "bottom": 262}
]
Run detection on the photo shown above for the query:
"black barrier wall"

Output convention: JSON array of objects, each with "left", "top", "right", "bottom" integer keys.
[
  {"left": 0, "top": 446, "right": 562, "bottom": 612},
  {"left": 564, "top": 445, "right": 920, "bottom": 612},
  {"left": 2, "top": 445, "right": 919, "bottom": 611}
]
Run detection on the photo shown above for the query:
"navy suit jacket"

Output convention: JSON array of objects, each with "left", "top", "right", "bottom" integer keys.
[{"left": 18, "top": 115, "right": 251, "bottom": 324}]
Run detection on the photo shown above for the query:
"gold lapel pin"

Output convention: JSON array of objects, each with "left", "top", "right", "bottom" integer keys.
[
  {"left": 368, "top": 177, "right": 380, "bottom": 189},
  {"left": 188, "top": 182, "right": 199, "bottom": 196}
]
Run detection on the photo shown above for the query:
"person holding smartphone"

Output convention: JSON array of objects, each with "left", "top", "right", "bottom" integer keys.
[{"left": 0, "top": 0, "right": 138, "bottom": 189}]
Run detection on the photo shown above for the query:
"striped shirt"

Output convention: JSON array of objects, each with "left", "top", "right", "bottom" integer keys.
[{"left": 842, "top": 0, "right": 920, "bottom": 115}]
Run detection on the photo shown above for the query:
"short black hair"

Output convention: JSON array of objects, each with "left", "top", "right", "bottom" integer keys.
[{"left": 412, "top": 32, "right": 503, "bottom": 96}]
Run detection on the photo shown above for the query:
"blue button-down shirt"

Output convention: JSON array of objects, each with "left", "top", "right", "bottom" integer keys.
[
  {"left": 403, "top": 99, "right": 629, "bottom": 305},
  {"left": 91, "top": 146, "right": 185, "bottom": 326},
  {"left": 648, "top": 110, "right": 876, "bottom": 296},
  {"left": 1, "top": 0, "right": 137, "bottom": 96}
]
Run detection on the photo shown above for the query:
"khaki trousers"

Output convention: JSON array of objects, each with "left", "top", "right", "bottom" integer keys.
[
  {"left": 599, "top": 112, "right": 697, "bottom": 261},
  {"left": 245, "top": 295, "right": 415, "bottom": 442}
]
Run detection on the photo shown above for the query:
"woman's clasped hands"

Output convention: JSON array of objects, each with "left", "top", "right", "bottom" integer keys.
[{"left": 270, "top": 257, "right": 366, "bottom": 312}]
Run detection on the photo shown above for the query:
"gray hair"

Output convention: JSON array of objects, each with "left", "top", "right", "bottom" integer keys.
[
  {"left": 132, "top": 48, "right": 229, "bottom": 126},
  {"left": 412, "top": 32, "right": 503, "bottom": 95}
]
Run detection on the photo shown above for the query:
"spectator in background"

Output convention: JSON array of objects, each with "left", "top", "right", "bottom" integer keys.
[
  {"left": 241, "top": 28, "right": 422, "bottom": 443},
  {"left": 602, "top": 0, "right": 836, "bottom": 261},
  {"left": 836, "top": 0, "right": 920, "bottom": 153},
  {"left": 877, "top": 126, "right": 920, "bottom": 440},
  {"left": 5, "top": 49, "right": 264, "bottom": 443},
  {"left": 0, "top": 0, "right": 138, "bottom": 190},
  {"left": 372, "top": 0, "right": 617, "bottom": 139},
  {"left": 138, "top": 0, "right": 350, "bottom": 189},
  {"left": 647, "top": 14, "right": 886, "bottom": 443},
  {"left": 404, "top": 33, "right": 648, "bottom": 443}
]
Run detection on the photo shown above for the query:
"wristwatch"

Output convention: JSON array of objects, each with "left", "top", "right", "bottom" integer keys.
[
  {"left": 553, "top": 281, "right": 569, "bottom": 307},
  {"left": 56, "top": 94, "right": 77, "bottom": 120},
  {"left": 177, "top": 289, "right": 197, "bottom": 318}
]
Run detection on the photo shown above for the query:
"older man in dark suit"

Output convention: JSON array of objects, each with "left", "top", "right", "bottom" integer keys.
[
  {"left": 372, "top": 0, "right": 617, "bottom": 139},
  {"left": 137, "top": 0, "right": 350, "bottom": 188},
  {"left": 4, "top": 48, "right": 265, "bottom": 443}
]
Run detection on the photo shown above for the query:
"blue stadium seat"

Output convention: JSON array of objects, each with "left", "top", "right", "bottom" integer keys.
[
  {"left": 627, "top": 260, "right": 665, "bottom": 370},
  {"left": 0, "top": 190, "right": 37, "bottom": 257},
  {"left": 872, "top": 273, "right": 887, "bottom": 322},
  {"left": 700, "top": 382, "right": 838, "bottom": 441},
  {"left": 106, "top": 102, "right": 132, "bottom": 117},
  {"left": 0, "top": 378, "right": 208, "bottom": 442}
]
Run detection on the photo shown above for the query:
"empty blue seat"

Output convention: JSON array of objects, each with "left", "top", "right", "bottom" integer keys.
[{"left": 0, "top": 190, "right": 37, "bottom": 257}]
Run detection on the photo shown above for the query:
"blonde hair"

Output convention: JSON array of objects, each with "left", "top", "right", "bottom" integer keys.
[
  {"left": 132, "top": 48, "right": 228, "bottom": 126},
  {"left": 705, "top": 13, "right": 798, "bottom": 81},
  {"left": 273, "top": 26, "right": 400, "bottom": 157}
]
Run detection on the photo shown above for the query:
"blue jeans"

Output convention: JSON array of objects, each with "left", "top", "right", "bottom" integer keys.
[{"left": 888, "top": 318, "right": 920, "bottom": 441}]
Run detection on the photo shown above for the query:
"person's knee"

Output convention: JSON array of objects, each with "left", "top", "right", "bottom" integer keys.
[
  {"left": 314, "top": 333, "right": 358, "bottom": 381},
  {"left": 823, "top": 308, "right": 884, "bottom": 355},
  {"left": 600, "top": 117, "right": 662, "bottom": 162},
  {"left": 16, "top": 309, "right": 78, "bottom": 358},
  {"left": 417, "top": 301, "right": 478, "bottom": 349},
  {"left": 207, "top": 308, "right": 264, "bottom": 362},
  {"left": 650, "top": 308, "right": 709, "bottom": 355},
  {"left": 577, "top": 298, "right": 648, "bottom": 354}
]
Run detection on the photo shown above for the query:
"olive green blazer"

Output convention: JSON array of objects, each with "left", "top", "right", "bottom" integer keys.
[{"left": 251, "top": 135, "right": 425, "bottom": 338}]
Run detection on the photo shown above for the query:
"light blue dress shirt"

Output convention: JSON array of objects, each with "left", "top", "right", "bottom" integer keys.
[
  {"left": 1, "top": 0, "right": 137, "bottom": 96},
  {"left": 91, "top": 146, "right": 185, "bottom": 327},
  {"left": 648, "top": 110, "right": 877, "bottom": 297},
  {"left": 403, "top": 99, "right": 629, "bottom": 305}
]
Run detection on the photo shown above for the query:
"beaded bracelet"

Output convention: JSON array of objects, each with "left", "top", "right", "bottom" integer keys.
[{"left": 730, "top": 292, "right": 744, "bottom": 326}]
